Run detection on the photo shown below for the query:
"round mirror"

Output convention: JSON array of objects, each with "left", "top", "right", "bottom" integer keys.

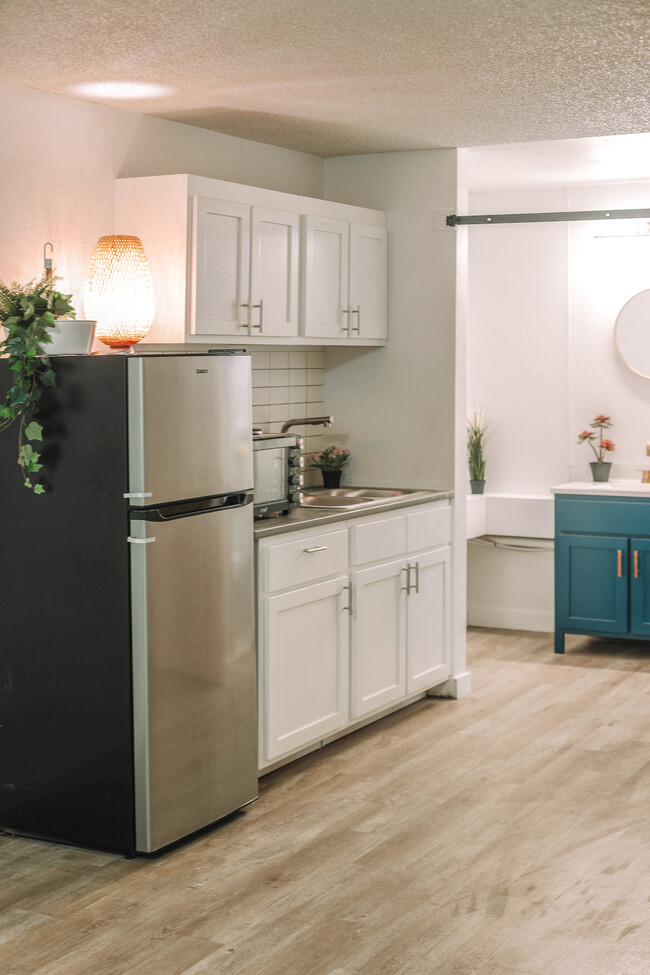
[{"left": 615, "top": 289, "right": 650, "bottom": 379}]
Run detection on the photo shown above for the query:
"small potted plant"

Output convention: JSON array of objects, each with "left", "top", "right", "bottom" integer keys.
[
  {"left": 0, "top": 271, "right": 76, "bottom": 492},
  {"left": 467, "top": 408, "right": 487, "bottom": 494},
  {"left": 311, "top": 445, "right": 351, "bottom": 488},
  {"left": 577, "top": 414, "right": 615, "bottom": 482}
]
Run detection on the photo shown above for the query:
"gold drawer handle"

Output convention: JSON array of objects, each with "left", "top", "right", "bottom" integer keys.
[
  {"left": 618, "top": 549, "right": 623, "bottom": 578},
  {"left": 634, "top": 550, "right": 639, "bottom": 579}
]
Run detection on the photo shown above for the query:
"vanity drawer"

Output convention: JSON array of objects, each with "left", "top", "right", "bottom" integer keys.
[
  {"left": 262, "top": 528, "right": 349, "bottom": 592},
  {"left": 407, "top": 503, "right": 451, "bottom": 552},
  {"left": 555, "top": 496, "right": 650, "bottom": 536},
  {"left": 350, "top": 512, "right": 407, "bottom": 566}
]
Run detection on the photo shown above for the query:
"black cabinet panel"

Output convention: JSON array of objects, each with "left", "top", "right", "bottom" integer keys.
[{"left": 0, "top": 356, "right": 136, "bottom": 853}]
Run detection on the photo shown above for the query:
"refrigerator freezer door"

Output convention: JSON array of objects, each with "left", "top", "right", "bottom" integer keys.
[
  {"left": 130, "top": 496, "right": 258, "bottom": 853},
  {"left": 128, "top": 354, "right": 253, "bottom": 506}
]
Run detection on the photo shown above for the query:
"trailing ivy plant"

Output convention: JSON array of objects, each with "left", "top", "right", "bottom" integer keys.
[{"left": 0, "top": 273, "right": 75, "bottom": 493}]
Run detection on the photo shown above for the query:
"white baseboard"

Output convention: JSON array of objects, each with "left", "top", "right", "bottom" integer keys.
[
  {"left": 428, "top": 670, "right": 472, "bottom": 699},
  {"left": 467, "top": 606, "right": 554, "bottom": 633}
]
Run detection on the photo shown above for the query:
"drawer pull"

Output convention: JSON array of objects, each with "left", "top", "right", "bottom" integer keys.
[
  {"left": 401, "top": 564, "right": 411, "bottom": 595},
  {"left": 618, "top": 549, "right": 623, "bottom": 578},
  {"left": 304, "top": 545, "right": 328, "bottom": 554},
  {"left": 634, "top": 550, "right": 639, "bottom": 579},
  {"left": 414, "top": 560, "right": 420, "bottom": 594},
  {"left": 342, "top": 584, "right": 352, "bottom": 613}
]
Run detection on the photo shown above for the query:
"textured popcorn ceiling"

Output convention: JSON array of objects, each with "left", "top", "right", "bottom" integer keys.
[{"left": 2, "top": 0, "right": 650, "bottom": 156}]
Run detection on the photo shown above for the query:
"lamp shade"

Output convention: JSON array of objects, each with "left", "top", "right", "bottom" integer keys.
[{"left": 84, "top": 235, "right": 155, "bottom": 349}]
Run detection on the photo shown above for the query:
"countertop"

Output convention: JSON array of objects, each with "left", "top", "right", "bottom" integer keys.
[
  {"left": 254, "top": 488, "right": 453, "bottom": 539},
  {"left": 552, "top": 480, "right": 650, "bottom": 498}
]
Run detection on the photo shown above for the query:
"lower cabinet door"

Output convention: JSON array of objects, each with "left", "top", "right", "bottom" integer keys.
[
  {"left": 351, "top": 559, "right": 406, "bottom": 718},
  {"left": 261, "top": 576, "right": 349, "bottom": 761},
  {"left": 406, "top": 547, "right": 451, "bottom": 693},
  {"left": 556, "top": 533, "right": 628, "bottom": 633},
  {"left": 630, "top": 537, "right": 650, "bottom": 636}
]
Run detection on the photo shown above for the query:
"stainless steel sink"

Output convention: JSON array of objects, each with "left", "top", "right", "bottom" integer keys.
[{"left": 299, "top": 487, "right": 419, "bottom": 509}]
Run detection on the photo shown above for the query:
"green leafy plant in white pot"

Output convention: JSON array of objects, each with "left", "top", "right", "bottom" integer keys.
[
  {"left": 467, "top": 408, "right": 487, "bottom": 494},
  {"left": 0, "top": 272, "right": 76, "bottom": 492}
]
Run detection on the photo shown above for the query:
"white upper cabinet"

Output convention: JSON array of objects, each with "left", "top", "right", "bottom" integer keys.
[
  {"left": 301, "top": 216, "right": 349, "bottom": 340},
  {"left": 301, "top": 216, "right": 387, "bottom": 341},
  {"left": 114, "top": 174, "right": 386, "bottom": 347},
  {"left": 349, "top": 223, "right": 388, "bottom": 341},
  {"left": 193, "top": 198, "right": 250, "bottom": 336},
  {"left": 193, "top": 199, "right": 299, "bottom": 339}
]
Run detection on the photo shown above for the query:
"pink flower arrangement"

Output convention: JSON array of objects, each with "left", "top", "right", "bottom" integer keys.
[
  {"left": 311, "top": 445, "right": 351, "bottom": 471},
  {"left": 577, "top": 414, "right": 615, "bottom": 463}
]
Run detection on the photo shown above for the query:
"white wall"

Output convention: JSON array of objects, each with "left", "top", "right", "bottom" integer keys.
[
  {"left": 0, "top": 80, "right": 323, "bottom": 307},
  {"left": 567, "top": 183, "right": 650, "bottom": 479},
  {"left": 468, "top": 188, "right": 570, "bottom": 494},
  {"left": 467, "top": 178, "right": 650, "bottom": 632}
]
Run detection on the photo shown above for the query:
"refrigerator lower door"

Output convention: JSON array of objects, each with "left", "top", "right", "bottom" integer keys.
[{"left": 129, "top": 495, "right": 258, "bottom": 853}]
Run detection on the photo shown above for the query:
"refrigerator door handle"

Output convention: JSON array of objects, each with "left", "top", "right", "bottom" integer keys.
[
  {"left": 133, "top": 491, "right": 253, "bottom": 523},
  {"left": 127, "top": 536, "right": 157, "bottom": 544}
]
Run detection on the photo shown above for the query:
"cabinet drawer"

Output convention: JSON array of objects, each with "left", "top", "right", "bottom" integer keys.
[
  {"left": 350, "top": 513, "right": 407, "bottom": 566},
  {"left": 407, "top": 503, "right": 451, "bottom": 552},
  {"left": 555, "top": 496, "right": 650, "bottom": 536},
  {"left": 262, "top": 529, "right": 348, "bottom": 592}
]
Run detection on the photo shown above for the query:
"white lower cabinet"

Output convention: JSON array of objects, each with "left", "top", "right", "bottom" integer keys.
[
  {"left": 257, "top": 501, "right": 452, "bottom": 768},
  {"left": 351, "top": 558, "right": 406, "bottom": 718},
  {"left": 405, "top": 547, "right": 451, "bottom": 693},
  {"left": 262, "top": 576, "right": 349, "bottom": 762}
]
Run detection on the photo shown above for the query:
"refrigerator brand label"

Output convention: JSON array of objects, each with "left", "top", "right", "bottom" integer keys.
[{"left": 196, "top": 369, "right": 208, "bottom": 374}]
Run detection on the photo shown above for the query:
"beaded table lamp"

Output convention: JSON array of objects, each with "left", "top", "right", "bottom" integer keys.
[{"left": 84, "top": 235, "right": 155, "bottom": 350}]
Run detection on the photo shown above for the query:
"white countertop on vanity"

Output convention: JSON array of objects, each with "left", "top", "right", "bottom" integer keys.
[
  {"left": 552, "top": 480, "right": 650, "bottom": 498},
  {"left": 254, "top": 488, "right": 453, "bottom": 539}
]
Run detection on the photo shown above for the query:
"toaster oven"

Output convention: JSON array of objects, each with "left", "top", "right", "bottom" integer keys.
[{"left": 252, "top": 433, "right": 303, "bottom": 518}]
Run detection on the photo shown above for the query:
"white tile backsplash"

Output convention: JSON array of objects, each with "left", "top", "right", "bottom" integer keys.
[
  {"left": 250, "top": 348, "right": 327, "bottom": 475},
  {"left": 268, "top": 369, "right": 289, "bottom": 387}
]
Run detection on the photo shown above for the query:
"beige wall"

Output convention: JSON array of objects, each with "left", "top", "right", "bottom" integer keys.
[{"left": 0, "top": 80, "right": 323, "bottom": 308}]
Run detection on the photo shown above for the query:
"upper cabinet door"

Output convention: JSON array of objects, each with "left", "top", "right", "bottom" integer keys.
[
  {"left": 250, "top": 207, "right": 299, "bottom": 338},
  {"left": 301, "top": 215, "right": 350, "bottom": 338},
  {"left": 192, "top": 197, "right": 250, "bottom": 336},
  {"left": 349, "top": 224, "right": 388, "bottom": 341}
]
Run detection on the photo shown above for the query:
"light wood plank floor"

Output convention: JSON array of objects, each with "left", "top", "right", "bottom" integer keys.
[{"left": 3, "top": 627, "right": 650, "bottom": 975}]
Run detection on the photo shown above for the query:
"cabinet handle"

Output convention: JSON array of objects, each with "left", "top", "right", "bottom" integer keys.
[
  {"left": 252, "top": 297, "right": 264, "bottom": 332},
  {"left": 634, "top": 550, "right": 639, "bottom": 579},
  {"left": 351, "top": 306, "right": 361, "bottom": 335},
  {"left": 127, "top": 536, "right": 157, "bottom": 544},
  {"left": 413, "top": 560, "right": 420, "bottom": 594},
  {"left": 342, "top": 584, "right": 352, "bottom": 613},
  {"left": 304, "top": 545, "right": 328, "bottom": 553},
  {"left": 401, "top": 564, "right": 411, "bottom": 595},
  {"left": 618, "top": 549, "right": 623, "bottom": 578},
  {"left": 240, "top": 301, "right": 252, "bottom": 334},
  {"left": 341, "top": 307, "right": 351, "bottom": 335}
]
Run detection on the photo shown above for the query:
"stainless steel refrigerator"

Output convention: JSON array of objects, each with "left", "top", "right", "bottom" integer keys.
[{"left": 0, "top": 352, "right": 258, "bottom": 855}]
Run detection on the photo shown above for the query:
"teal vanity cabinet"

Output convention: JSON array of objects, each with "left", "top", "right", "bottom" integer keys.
[{"left": 554, "top": 494, "right": 650, "bottom": 653}]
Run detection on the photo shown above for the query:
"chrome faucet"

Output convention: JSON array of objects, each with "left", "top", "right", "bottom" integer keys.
[{"left": 280, "top": 415, "right": 334, "bottom": 434}]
